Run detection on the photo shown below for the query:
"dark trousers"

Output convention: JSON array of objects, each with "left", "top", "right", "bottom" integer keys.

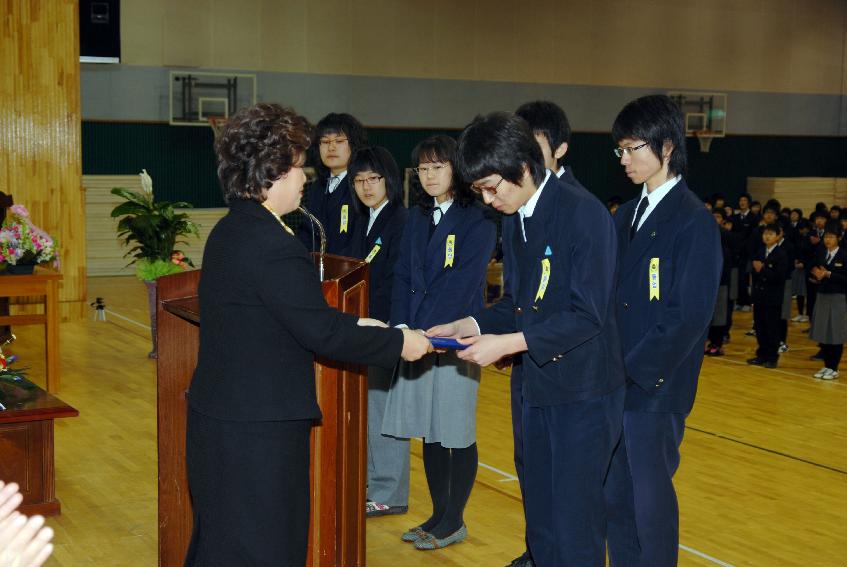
[
  {"left": 185, "top": 408, "right": 312, "bottom": 567},
  {"left": 754, "top": 303, "right": 781, "bottom": 362},
  {"left": 822, "top": 343, "right": 844, "bottom": 371},
  {"left": 510, "top": 364, "right": 531, "bottom": 556},
  {"left": 605, "top": 411, "right": 687, "bottom": 567},
  {"left": 523, "top": 387, "right": 624, "bottom": 567},
  {"left": 737, "top": 269, "right": 752, "bottom": 306},
  {"left": 807, "top": 282, "right": 818, "bottom": 323}
]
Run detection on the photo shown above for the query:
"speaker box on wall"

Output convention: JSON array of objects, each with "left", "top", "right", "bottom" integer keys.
[{"left": 80, "top": 0, "right": 120, "bottom": 63}]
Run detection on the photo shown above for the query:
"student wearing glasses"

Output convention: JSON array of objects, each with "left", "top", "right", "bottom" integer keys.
[
  {"left": 382, "top": 135, "right": 496, "bottom": 550},
  {"left": 298, "top": 113, "right": 367, "bottom": 256},
  {"left": 429, "top": 113, "right": 624, "bottom": 566},
  {"left": 604, "top": 95, "right": 721, "bottom": 567},
  {"left": 347, "top": 147, "right": 411, "bottom": 517}
]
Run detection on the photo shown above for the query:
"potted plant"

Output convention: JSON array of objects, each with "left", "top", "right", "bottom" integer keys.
[
  {"left": 0, "top": 205, "right": 59, "bottom": 274},
  {"left": 111, "top": 170, "right": 199, "bottom": 358}
]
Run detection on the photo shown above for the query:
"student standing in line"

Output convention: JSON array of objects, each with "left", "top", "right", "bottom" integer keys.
[
  {"left": 604, "top": 95, "right": 721, "bottom": 567},
  {"left": 347, "top": 147, "right": 411, "bottom": 517},
  {"left": 732, "top": 193, "right": 758, "bottom": 312},
  {"left": 808, "top": 220, "right": 847, "bottom": 380},
  {"left": 383, "top": 135, "right": 496, "bottom": 551},
  {"left": 298, "top": 113, "right": 367, "bottom": 256},
  {"left": 777, "top": 227, "right": 796, "bottom": 353},
  {"left": 705, "top": 209, "right": 733, "bottom": 356},
  {"left": 747, "top": 223, "right": 788, "bottom": 369},
  {"left": 431, "top": 112, "right": 625, "bottom": 566}
]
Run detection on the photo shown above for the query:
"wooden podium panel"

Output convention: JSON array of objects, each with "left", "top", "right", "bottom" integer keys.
[{"left": 156, "top": 254, "right": 369, "bottom": 567}]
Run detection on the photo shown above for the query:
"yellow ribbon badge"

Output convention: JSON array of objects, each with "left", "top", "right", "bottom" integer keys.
[
  {"left": 365, "top": 244, "right": 381, "bottom": 263},
  {"left": 649, "top": 257, "right": 660, "bottom": 301},
  {"left": 340, "top": 204, "right": 349, "bottom": 233},
  {"left": 444, "top": 234, "right": 456, "bottom": 267},
  {"left": 535, "top": 258, "right": 551, "bottom": 302}
]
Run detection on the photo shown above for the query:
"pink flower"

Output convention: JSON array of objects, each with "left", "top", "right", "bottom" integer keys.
[{"left": 9, "top": 205, "right": 29, "bottom": 218}]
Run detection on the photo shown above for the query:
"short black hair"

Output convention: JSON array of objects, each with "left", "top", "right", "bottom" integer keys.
[
  {"left": 514, "top": 100, "right": 571, "bottom": 167},
  {"left": 765, "top": 198, "right": 782, "bottom": 212},
  {"left": 347, "top": 146, "right": 402, "bottom": 216},
  {"left": 762, "top": 204, "right": 780, "bottom": 216},
  {"left": 762, "top": 223, "right": 782, "bottom": 235},
  {"left": 791, "top": 208, "right": 803, "bottom": 217},
  {"left": 738, "top": 193, "right": 752, "bottom": 204},
  {"left": 824, "top": 219, "right": 843, "bottom": 237},
  {"left": 456, "top": 112, "right": 546, "bottom": 188},
  {"left": 312, "top": 113, "right": 367, "bottom": 181},
  {"left": 815, "top": 201, "right": 829, "bottom": 212},
  {"left": 410, "top": 135, "right": 475, "bottom": 209},
  {"left": 612, "top": 95, "right": 687, "bottom": 177},
  {"left": 712, "top": 208, "right": 727, "bottom": 221},
  {"left": 831, "top": 205, "right": 842, "bottom": 213}
]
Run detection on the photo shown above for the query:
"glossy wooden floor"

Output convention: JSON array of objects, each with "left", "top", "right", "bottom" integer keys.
[{"left": 9, "top": 277, "right": 845, "bottom": 566}]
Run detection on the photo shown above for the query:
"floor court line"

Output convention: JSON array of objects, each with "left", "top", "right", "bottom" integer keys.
[
  {"left": 109, "top": 310, "right": 737, "bottom": 566},
  {"left": 712, "top": 353, "right": 846, "bottom": 387}
]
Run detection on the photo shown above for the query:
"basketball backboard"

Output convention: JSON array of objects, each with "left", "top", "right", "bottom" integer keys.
[
  {"left": 667, "top": 91, "right": 727, "bottom": 137},
  {"left": 169, "top": 71, "right": 257, "bottom": 126}
]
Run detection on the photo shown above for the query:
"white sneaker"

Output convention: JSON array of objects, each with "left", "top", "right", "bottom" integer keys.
[
  {"left": 740, "top": 305, "right": 752, "bottom": 312},
  {"left": 790, "top": 315, "right": 803, "bottom": 322},
  {"left": 798, "top": 315, "right": 809, "bottom": 322},
  {"left": 820, "top": 369, "right": 839, "bottom": 380},
  {"left": 814, "top": 367, "right": 830, "bottom": 378},
  {"left": 778, "top": 343, "right": 789, "bottom": 354}
]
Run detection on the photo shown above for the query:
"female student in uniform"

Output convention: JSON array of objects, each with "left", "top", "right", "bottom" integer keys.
[
  {"left": 808, "top": 220, "right": 847, "bottom": 380},
  {"left": 382, "top": 135, "right": 496, "bottom": 550},
  {"left": 346, "top": 147, "right": 411, "bottom": 516},
  {"left": 185, "top": 103, "right": 431, "bottom": 566}
]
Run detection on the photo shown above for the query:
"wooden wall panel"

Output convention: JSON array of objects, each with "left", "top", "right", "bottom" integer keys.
[
  {"left": 84, "top": 175, "right": 226, "bottom": 277},
  {"left": 0, "top": 0, "right": 85, "bottom": 317},
  {"left": 747, "top": 177, "right": 847, "bottom": 213}
]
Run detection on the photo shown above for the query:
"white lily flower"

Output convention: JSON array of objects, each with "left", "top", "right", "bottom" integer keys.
[{"left": 140, "top": 169, "right": 154, "bottom": 199}]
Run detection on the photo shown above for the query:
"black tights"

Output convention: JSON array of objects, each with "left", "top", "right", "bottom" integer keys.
[
  {"left": 420, "top": 441, "right": 478, "bottom": 538},
  {"left": 821, "top": 344, "right": 844, "bottom": 371}
]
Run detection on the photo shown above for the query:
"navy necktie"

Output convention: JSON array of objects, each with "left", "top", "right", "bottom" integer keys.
[{"left": 630, "top": 196, "right": 649, "bottom": 240}]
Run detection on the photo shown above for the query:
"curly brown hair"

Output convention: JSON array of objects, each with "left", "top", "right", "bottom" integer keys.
[{"left": 215, "top": 103, "right": 313, "bottom": 203}]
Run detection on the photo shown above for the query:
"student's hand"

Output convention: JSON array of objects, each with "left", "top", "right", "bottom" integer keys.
[
  {"left": 457, "top": 333, "right": 527, "bottom": 367},
  {"left": 0, "top": 513, "right": 54, "bottom": 567},
  {"left": 357, "top": 317, "right": 388, "bottom": 328},
  {"left": 811, "top": 266, "right": 827, "bottom": 281},
  {"left": 426, "top": 317, "right": 479, "bottom": 340},
  {"left": 400, "top": 329, "right": 433, "bottom": 362},
  {"left": 752, "top": 260, "right": 764, "bottom": 272}
]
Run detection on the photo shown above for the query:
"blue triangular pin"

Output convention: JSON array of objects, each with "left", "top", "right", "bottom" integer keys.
[
  {"left": 544, "top": 246, "right": 552, "bottom": 256},
  {"left": 375, "top": 237, "right": 382, "bottom": 245}
]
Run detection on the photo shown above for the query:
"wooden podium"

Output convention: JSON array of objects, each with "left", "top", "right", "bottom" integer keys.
[{"left": 156, "top": 254, "right": 370, "bottom": 567}]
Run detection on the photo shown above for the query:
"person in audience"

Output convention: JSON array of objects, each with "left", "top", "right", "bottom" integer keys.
[
  {"left": 184, "top": 103, "right": 431, "bottom": 566},
  {"left": 706, "top": 209, "right": 733, "bottom": 356},
  {"left": 830, "top": 205, "right": 842, "bottom": 220},
  {"left": 747, "top": 223, "right": 788, "bottom": 369},
  {"left": 790, "top": 218, "right": 810, "bottom": 323},
  {"left": 298, "top": 112, "right": 368, "bottom": 255},
  {"left": 383, "top": 135, "right": 496, "bottom": 551},
  {"left": 346, "top": 147, "right": 412, "bottom": 518},
  {"left": 0, "top": 481, "right": 54, "bottom": 567},
  {"left": 732, "top": 193, "right": 757, "bottom": 311},
  {"left": 777, "top": 226, "right": 796, "bottom": 353},
  {"left": 808, "top": 220, "right": 847, "bottom": 380}
]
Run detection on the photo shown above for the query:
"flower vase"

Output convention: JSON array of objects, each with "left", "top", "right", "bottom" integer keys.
[
  {"left": 5, "top": 263, "right": 36, "bottom": 275},
  {"left": 144, "top": 280, "right": 158, "bottom": 359}
]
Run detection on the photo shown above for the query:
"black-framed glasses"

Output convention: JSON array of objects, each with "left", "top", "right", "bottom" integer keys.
[
  {"left": 613, "top": 142, "right": 649, "bottom": 158},
  {"left": 353, "top": 175, "right": 384, "bottom": 187},
  {"left": 413, "top": 164, "right": 449, "bottom": 176},
  {"left": 319, "top": 137, "right": 348, "bottom": 148},
  {"left": 470, "top": 177, "right": 505, "bottom": 196}
]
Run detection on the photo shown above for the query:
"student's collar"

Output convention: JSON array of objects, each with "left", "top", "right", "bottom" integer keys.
[
  {"left": 370, "top": 199, "right": 389, "bottom": 220},
  {"left": 519, "top": 169, "right": 552, "bottom": 220},
  {"left": 640, "top": 174, "right": 680, "bottom": 206},
  {"left": 433, "top": 196, "right": 453, "bottom": 213},
  {"left": 327, "top": 170, "right": 347, "bottom": 193},
  {"left": 555, "top": 166, "right": 565, "bottom": 179},
  {"left": 766, "top": 243, "right": 778, "bottom": 254}
]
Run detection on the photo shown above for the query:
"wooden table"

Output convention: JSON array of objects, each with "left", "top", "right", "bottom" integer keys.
[
  {"left": 0, "top": 266, "right": 61, "bottom": 392},
  {"left": 0, "top": 376, "right": 78, "bottom": 516}
]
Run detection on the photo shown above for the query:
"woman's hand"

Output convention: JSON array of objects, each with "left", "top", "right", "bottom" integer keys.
[
  {"left": 426, "top": 317, "right": 479, "bottom": 340},
  {"left": 400, "top": 329, "right": 433, "bottom": 361},
  {"left": 357, "top": 317, "right": 388, "bottom": 328}
]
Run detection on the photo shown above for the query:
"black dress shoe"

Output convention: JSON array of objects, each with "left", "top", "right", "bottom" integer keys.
[
  {"left": 747, "top": 357, "right": 765, "bottom": 365},
  {"left": 506, "top": 551, "right": 534, "bottom": 567}
]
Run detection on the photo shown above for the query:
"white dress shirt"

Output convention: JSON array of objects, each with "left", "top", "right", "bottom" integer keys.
[
  {"left": 431, "top": 197, "right": 453, "bottom": 225},
  {"left": 367, "top": 200, "right": 388, "bottom": 235},
  {"left": 518, "top": 170, "right": 551, "bottom": 242},
  {"left": 632, "top": 175, "right": 682, "bottom": 232}
]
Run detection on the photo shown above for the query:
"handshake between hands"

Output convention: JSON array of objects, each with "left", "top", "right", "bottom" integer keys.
[{"left": 358, "top": 317, "right": 527, "bottom": 367}]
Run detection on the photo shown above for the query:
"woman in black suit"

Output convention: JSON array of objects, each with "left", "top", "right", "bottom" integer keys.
[{"left": 184, "top": 103, "right": 431, "bottom": 567}]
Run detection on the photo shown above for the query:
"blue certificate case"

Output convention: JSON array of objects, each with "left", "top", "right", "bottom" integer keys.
[{"left": 429, "top": 337, "right": 469, "bottom": 350}]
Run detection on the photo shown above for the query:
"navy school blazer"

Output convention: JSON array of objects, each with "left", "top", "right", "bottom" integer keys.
[
  {"left": 349, "top": 201, "right": 409, "bottom": 324},
  {"left": 297, "top": 175, "right": 359, "bottom": 256},
  {"left": 811, "top": 247, "right": 847, "bottom": 295},
  {"left": 614, "top": 178, "right": 722, "bottom": 414},
  {"left": 390, "top": 201, "right": 496, "bottom": 330},
  {"left": 473, "top": 174, "right": 625, "bottom": 407},
  {"left": 750, "top": 244, "right": 788, "bottom": 306}
]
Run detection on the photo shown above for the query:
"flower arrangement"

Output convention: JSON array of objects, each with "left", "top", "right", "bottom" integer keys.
[
  {"left": 0, "top": 205, "right": 59, "bottom": 268},
  {"left": 111, "top": 170, "right": 199, "bottom": 281},
  {"left": 0, "top": 335, "right": 28, "bottom": 382}
]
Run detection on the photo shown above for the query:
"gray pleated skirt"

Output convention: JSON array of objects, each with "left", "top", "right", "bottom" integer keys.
[
  {"left": 729, "top": 268, "right": 739, "bottom": 301},
  {"left": 810, "top": 293, "right": 847, "bottom": 344},
  {"left": 381, "top": 350, "right": 480, "bottom": 449},
  {"left": 711, "top": 286, "right": 729, "bottom": 326},
  {"left": 781, "top": 285, "right": 793, "bottom": 320},
  {"left": 790, "top": 268, "right": 807, "bottom": 296}
]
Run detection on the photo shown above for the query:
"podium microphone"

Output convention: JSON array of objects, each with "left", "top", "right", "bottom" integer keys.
[{"left": 298, "top": 206, "right": 327, "bottom": 281}]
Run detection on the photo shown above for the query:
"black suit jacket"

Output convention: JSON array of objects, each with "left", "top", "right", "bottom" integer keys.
[
  {"left": 811, "top": 247, "right": 847, "bottom": 295},
  {"left": 297, "top": 176, "right": 359, "bottom": 256},
  {"left": 349, "top": 202, "right": 409, "bottom": 324},
  {"left": 751, "top": 244, "right": 788, "bottom": 306},
  {"left": 189, "top": 199, "right": 403, "bottom": 422}
]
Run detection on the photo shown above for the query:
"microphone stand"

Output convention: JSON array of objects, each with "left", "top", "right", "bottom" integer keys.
[{"left": 298, "top": 206, "right": 327, "bottom": 281}]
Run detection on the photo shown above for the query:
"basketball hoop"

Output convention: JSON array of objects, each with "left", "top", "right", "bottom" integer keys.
[
  {"left": 695, "top": 130, "right": 716, "bottom": 153},
  {"left": 208, "top": 116, "right": 228, "bottom": 138}
]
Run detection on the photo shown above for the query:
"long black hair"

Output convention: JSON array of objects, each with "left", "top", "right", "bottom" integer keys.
[{"left": 410, "top": 135, "right": 475, "bottom": 213}]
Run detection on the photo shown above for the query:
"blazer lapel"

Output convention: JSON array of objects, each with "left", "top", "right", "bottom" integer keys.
[
  {"left": 621, "top": 180, "right": 686, "bottom": 276},
  {"left": 425, "top": 205, "right": 462, "bottom": 280}
]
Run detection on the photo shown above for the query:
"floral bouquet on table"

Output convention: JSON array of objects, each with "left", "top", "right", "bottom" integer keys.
[
  {"left": 111, "top": 169, "right": 199, "bottom": 281},
  {"left": 0, "top": 205, "right": 59, "bottom": 269}
]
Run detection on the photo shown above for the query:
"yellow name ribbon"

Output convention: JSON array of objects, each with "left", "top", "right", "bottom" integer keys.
[
  {"left": 340, "top": 204, "right": 349, "bottom": 233},
  {"left": 535, "top": 258, "right": 551, "bottom": 302},
  {"left": 444, "top": 234, "right": 456, "bottom": 267},
  {"left": 365, "top": 244, "right": 381, "bottom": 263},
  {"left": 649, "top": 257, "right": 660, "bottom": 301}
]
